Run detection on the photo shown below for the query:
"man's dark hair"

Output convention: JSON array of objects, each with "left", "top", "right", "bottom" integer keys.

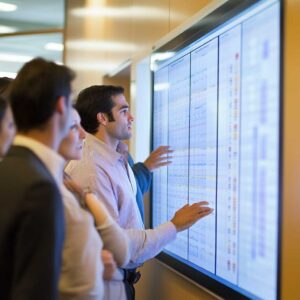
[
  {"left": 10, "top": 58, "right": 75, "bottom": 132},
  {"left": 75, "top": 85, "right": 124, "bottom": 134},
  {"left": 0, "top": 77, "right": 13, "bottom": 99}
]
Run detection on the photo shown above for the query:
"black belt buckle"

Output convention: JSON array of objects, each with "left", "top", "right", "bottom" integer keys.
[{"left": 124, "top": 269, "right": 141, "bottom": 284}]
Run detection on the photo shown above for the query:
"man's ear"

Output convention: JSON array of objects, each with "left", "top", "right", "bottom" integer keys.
[
  {"left": 97, "top": 112, "right": 108, "bottom": 126},
  {"left": 56, "top": 96, "right": 67, "bottom": 115}
]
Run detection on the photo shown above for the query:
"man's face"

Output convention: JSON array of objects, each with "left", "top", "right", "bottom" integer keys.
[{"left": 106, "top": 93, "right": 134, "bottom": 141}]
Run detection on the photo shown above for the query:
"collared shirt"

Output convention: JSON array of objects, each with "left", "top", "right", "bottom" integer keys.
[
  {"left": 116, "top": 142, "right": 138, "bottom": 199},
  {"left": 13, "top": 135, "right": 65, "bottom": 188},
  {"left": 67, "top": 133, "right": 143, "bottom": 230},
  {"left": 66, "top": 133, "right": 177, "bottom": 271}
]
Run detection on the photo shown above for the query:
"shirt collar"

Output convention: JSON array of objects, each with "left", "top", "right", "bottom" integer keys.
[
  {"left": 85, "top": 133, "right": 122, "bottom": 166},
  {"left": 13, "top": 135, "right": 65, "bottom": 187}
]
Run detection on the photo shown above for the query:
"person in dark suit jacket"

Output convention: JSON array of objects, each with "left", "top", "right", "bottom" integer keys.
[{"left": 0, "top": 58, "right": 75, "bottom": 300}]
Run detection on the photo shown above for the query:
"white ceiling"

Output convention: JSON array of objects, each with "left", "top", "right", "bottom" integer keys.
[
  {"left": 0, "top": 0, "right": 64, "bottom": 77},
  {"left": 0, "top": 33, "right": 63, "bottom": 73},
  {"left": 0, "top": 0, "right": 64, "bottom": 31}
]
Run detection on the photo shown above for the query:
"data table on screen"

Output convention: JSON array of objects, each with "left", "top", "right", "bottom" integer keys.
[
  {"left": 165, "top": 55, "right": 190, "bottom": 259},
  {"left": 153, "top": 66, "right": 169, "bottom": 228},
  {"left": 151, "top": 1, "right": 281, "bottom": 299},
  {"left": 216, "top": 24, "right": 241, "bottom": 284},
  {"left": 238, "top": 4, "right": 280, "bottom": 300},
  {"left": 188, "top": 38, "right": 218, "bottom": 273}
]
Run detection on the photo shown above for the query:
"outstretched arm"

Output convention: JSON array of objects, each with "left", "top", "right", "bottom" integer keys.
[
  {"left": 124, "top": 202, "right": 213, "bottom": 268},
  {"left": 84, "top": 192, "right": 130, "bottom": 268}
]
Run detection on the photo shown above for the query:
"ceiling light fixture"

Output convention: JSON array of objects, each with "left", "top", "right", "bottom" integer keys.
[
  {"left": 0, "top": 71, "right": 17, "bottom": 78},
  {"left": 70, "top": 61, "right": 119, "bottom": 73},
  {"left": 0, "top": 53, "right": 33, "bottom": 63},
  {"left": 0, "top": 25, "right": 17, "bottom": 33},
  {"left": 0, "top": 2, "right": 17, "bottom": 12},
  {"left": 71, "top": 6, "right": 182, "bottom": 20},
  {"left": 67, "top": 40, "right": 137, "bottom": 52},
  {"left": 150, "top": 52, "right": 175, "bottom": 71},
  {"left": 151, "top": 52, "right": 175, "bottom": 62},
  {"left": 45, "top": 42, "right": 64, "bottom": 51}
]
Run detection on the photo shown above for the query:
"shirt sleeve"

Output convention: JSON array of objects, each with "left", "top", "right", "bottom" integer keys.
[
  {"left": 97, "top": 219, "right": 130, "bottom": 268},
  {"left": 128, "top": 154, "right": 152, "bottom": 195},
  {"left": 124, "top": 221, "right": 177, "bottom": 268},
  {"left": 12, "top": 181, "right": 64, "bottom": 300}
]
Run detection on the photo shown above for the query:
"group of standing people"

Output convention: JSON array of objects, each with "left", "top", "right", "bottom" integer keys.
[{"left": 0, "top": 58, "right": 213, "bottom": 300}]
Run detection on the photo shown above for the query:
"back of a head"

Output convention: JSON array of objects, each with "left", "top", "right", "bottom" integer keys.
[
  {"left": 0, "top": 77, "right": 13, "bottom": 98},
  {"left": 10, "top": 58, "right": 75, "bottom": 132},
  {"left": 75, "top": 85, "right": 124, "bottom": 134}
]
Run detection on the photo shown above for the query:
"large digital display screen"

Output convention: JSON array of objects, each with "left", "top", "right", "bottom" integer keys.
[{"left": 151, "top": 1, "right": 281, "bottom": 299}]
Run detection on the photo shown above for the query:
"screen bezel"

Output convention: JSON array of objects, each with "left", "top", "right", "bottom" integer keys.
[{"left": 149, "top": 1, "right": 284, "bottom": 299}]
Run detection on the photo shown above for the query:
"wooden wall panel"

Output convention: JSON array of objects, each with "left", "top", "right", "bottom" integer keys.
[
  {"left": 131, "top": 0, "right": 169, "bottom": 52},
  {"left": 281, "top": 0, "right": 300, "bottom": 299},
  {"left": 101, "top": 0, "right": 134, "bottom": 72},
  {"left": 65, "top": 0, "right": 108, "bottom": 92},
  {"left": 136, "top": 259, "right": 216, "bottom": 300},
  {"left": 65, "top": 0, "right": 210, "bottom": 90},
  {"left": 169, "top": 0, "right": 212, "bottom": 30}
]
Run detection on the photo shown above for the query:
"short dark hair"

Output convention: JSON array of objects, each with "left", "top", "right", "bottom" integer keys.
[
  {"left": 0, "top": 77, "right": 13, "bottom": 98},
  {"left": 0, "top": 96, "right": 9, "bottom": 125},
  {"left": 10, "top": 58, "right": 75, "bottom": 132},
  {"left": 75, "top": 85, "right": 124, "bottom": 134}
]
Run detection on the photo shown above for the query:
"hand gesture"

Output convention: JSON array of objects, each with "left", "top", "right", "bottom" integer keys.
[
  {"left": 143, "top": 146, "right": 173, "bottom": 172},
  {"left": 101, "top": 250, "right": 117, "bottom": 280},
  {"left": 171, "top": 201, "right": 213, "bottom": 232}
]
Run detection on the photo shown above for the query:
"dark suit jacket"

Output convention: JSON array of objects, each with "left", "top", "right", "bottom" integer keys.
[{"left": 0, "top": 146, "right": 65, "bottom": 300}]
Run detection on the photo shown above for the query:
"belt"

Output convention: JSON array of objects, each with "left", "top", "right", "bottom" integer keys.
[{"left": 122, "top": 268, "right": 141, "bottom": 285}]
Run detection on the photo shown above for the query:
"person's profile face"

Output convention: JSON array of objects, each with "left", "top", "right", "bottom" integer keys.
[
  {"left": 0, "top": 106, "right": 15, "bottom": 157},
  {"left": 60, "top": 86, "right": 75, "bottom": 140},
  {"left": 64, "top": 92, "right": 74, "bottom": 131},
  {"left": 59, "top": 108, "right": 86, "bottom": 161},
  {"left": 106, "top": 94, "right": 134, "bottom": 141}
]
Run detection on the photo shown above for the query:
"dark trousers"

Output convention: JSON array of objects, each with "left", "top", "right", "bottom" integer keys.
[
  {"left": 124, "top": 280, "right": 135, "bottom": 300},
  {"left": 122, "top": 269, "right": 141, "bottom": 300}
]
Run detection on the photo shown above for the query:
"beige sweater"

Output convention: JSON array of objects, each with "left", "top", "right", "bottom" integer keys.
[{"left": 59, "top": 185, "right": 129, "bottom": 300}]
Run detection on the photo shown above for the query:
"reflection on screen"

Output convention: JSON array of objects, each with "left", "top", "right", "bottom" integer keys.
[{"left": 152, "top": 1, "right": 280, "bottom": 299}]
